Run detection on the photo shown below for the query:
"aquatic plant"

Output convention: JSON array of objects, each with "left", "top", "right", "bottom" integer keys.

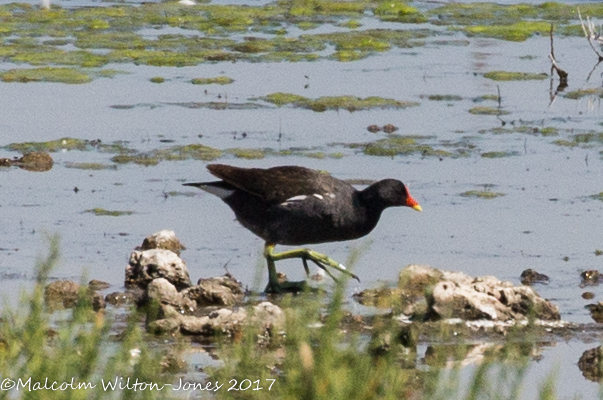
[
  {"left": 0, "top": 67, "right": 92, "bottom": 84},
  {"left": 261, "top": 92, "right": 419, "bottom": 112},
  {"left": 483, "top": 71, "right": 548, "bottom": 81},
  {"left": 481, "top": 151, "right": 519, "bottom": 158},
  {"left": 469, "top": 107, "right": 509, "bottom": 115},
  {"left": 460, "top": 190, "right": 506, "bottom": 199},
  {"left": 3, "top": 138, "right": 90, "bottom": 153},
  {"left": 191, "top": 76, "right": 234, "bottom": 85},
  {"left": 84, "top": 208, "right": 134, "bottom": 216}
]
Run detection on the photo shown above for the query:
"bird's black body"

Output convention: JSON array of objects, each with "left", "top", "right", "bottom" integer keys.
[{"left": 184, "top": 164, "right": 418, "bottom": 246}]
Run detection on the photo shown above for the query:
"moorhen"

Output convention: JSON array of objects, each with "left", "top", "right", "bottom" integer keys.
[{"left": 184, "top": 164, "right": 422, "bottom": 293}]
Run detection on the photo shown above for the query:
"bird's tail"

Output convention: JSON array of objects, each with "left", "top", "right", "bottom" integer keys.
[{"left": 183, "top": 181, "right": 235, "bottom": 199}]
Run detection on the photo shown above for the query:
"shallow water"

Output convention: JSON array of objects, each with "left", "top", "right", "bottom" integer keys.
[{"left": 1, "top": 0, "right": 603, "bottom": 397}]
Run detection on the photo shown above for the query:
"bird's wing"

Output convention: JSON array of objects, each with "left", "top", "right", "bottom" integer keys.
[{"left": 207, "top": 164, "right": 336, "bottom": 203}]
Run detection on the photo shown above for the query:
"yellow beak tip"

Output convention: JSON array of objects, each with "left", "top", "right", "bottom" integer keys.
[{"left": 412, "top": 205, "right": 423, "bottom": 212}]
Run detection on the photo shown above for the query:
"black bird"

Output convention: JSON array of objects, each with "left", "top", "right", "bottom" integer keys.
[{"left": 184, "top": 164, "right": 422, "bottom": 293}]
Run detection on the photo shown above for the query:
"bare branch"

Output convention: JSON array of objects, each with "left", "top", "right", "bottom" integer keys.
[{"left": 578, "top": 8, "right": 603, "bottom": 61}]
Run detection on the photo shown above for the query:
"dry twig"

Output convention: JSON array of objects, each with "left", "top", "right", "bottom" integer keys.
[{"left": 578, "top": 8, "right": 603, "bottom": 61}]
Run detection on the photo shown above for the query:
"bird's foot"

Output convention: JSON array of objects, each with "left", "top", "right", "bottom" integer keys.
[
  {"left": 264, "top": 244, "right": 360, "bottom": 284},
  {"left": 303, "top": 249, "right": 360, "bottom": 282},
  {"left": 264, "top": 279, "right": 308, "bottom": 294}
]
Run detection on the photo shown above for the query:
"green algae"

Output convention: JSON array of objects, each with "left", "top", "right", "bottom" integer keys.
[
  {"left": 373, "top": 1, "right": 427, "bottom": 23},
  {"left": 552, "top": 132, "right": 603, "bottom": 148},
  {"left": 317, "top": 29, "right": 428, "bottom": 53},
  {"left": 0, "top": 67, "right": 92, "bottom": 84},
  {"left": 473, "top": 94, "right": 499, "bottom": 102},
  {"left": 462, "top": 21, "right": 552, "bottom": 41},
  {"left": 84, "top": 208, "right": 134, "bottom": 217},
  {"left": 347, "top": 135, "right": 453, "bottom": 158},
  {"left": 481, "top": 151, "right": 519, "bottom": 158},
  {"left": 483, "top": 126, "right": 559, "bottom": 137},
  {"left": 150, "top": 77, "right": 165, "bottom": 83},
  {"left": 280, "top": 0, "right": 367, "bottom": 18},
  {"left": 191, "top": 76, "right": 234, "bottom": 85},
  {"left": 111, "top": 144, "right": 222, "bottom": 166},
  {"left": 460, "top": 190, "right": 505, "bottom": 199},
  {"left": 96, "top": 69, "right": 128, "bottom": 78},
  {"left": 332, "top": 50, "right": 368, "bottom": 61},
  {"left": 8, "top": 48, "right": 108, "bottom": 68},
  {"left": 564, "top": 88, "right": 603, "bottom": 100},
  {"left": 427, "top": 94, "right": 463, "bottom": 101},
  {"left": 4, "top": 138, "right": 90, "bottom": 153},
  {"left": 429, "top": 2, "right": 603, "bottom": 27},
  {"left": 484, "top": 71, "right": 548, "bottom": 81},
  {"left": 64, "top": 162, "right": 117, "bottom": 170},
  {"left": 227, "top": 148, "right": 266, "bottom": 159},
  {"left": 590, "top": 192, "right": 603, "bottom": 202},
  {"left": 469, "top": 106, "right": 509, "bottom": 116},
  {"left": 339, "top": 19, "right": 362, "bottom": 29},
  {"left": 261, "top": 92, "right": 419, "bottom": 112},
  {"left": 0, "top": 0, "right": 598, "bottom": 85}
]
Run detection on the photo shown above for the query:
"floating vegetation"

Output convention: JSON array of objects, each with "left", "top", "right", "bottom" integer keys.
[
  {"left": 346, "top": 135, "right": 455, "bottom": 158},
  {"left": 589, "top": 192, "right": 603, "bottom": 202},
  {"left": 261, "top": 92, "right": 419, "bottom": 112},
  {"left": 191, "top": 76, "right": 234, "bottom": 85},
  {"left": 462, "top": 21, "right": 552, "bottom": 42},
  {"left": 564, "top": 88, "right": 603, "bottom": 100},
  {"left": 473, "top": 94, "right": 499, "bottom": 102},
  {"left": 0, "top": 67, "right": 92, "bottom": 84},
  {"left": 64, "top": 162, "right": 117, "bottom": 170},
  {"left": 480, "top": 125, "right": 560, "bottom": 137},
  {"left": 227, "top": 148, "right": 266, "bottom": 159},
  {"left": 3, "top": 138, "right": 91, "bottom": 153},
  {"left": 149, "top": 77, "right": 165, "bottom": 83},
  {"left": 481, "top": 151, "right": 519, "bottom": 158},
  {"left": 428, "top": 2, "right": 603, "bottom": 27},
  {"left": 84, "top": 208, "right": 134, "bottom": 216},
  {"left": 469, "top": 107, "right": 509, "bottom": 115},
  {"left": 339, "top": 19, "right": 362, "bottom": 29},
  {"left": 112, "top": 144, "right": 223, "bottom": 166},
  {"left": 552, "top": 132, "right": 603, "bottom": 148},
  {"left": 461, "top": 190, "right": 506, "bottom": 199},
  {"left": 373, "top": 1, "right": 427, "bottom": 23},
  {"left": 483, "top": 71, "right": 548, "bottom": 81},
  {"left": 0, "top": 1, "right": 594, "bottom": 80},
  {"left": 427, "top": 94, "right": 463, "bottom": 101}
]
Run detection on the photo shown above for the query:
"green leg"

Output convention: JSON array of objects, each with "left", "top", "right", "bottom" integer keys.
[
  {"left": 263, "top": 243, "right": 360, "bottom": 294},
  {"left": 264, "top": 254, "right": 307, "bottom": 293}
]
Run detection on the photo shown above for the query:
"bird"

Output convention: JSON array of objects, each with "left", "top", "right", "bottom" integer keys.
[{"left": 184, "top": 164, "right": 422, "bottom": 293}]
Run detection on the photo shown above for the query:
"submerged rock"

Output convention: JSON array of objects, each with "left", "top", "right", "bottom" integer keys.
[
  {"left": 44, "top": 280, "right": 105, "bottom": 311},
  {"left": 585, "top": 302, "right": 603, "bottom": 323},
  {"left": 355, "top": 264, "right": 560, "bottom": 322},
  {"left": 148, "top": 301, "right": 284, "bottom": 337},
  {"left": 88, "top": 279, "right": 111, "bottom": 291},
  {"left": 382, "top": 124, "right": 398, "bottom": 133},
  {"left": 579, "top": 346, "right": 603, "bottom": 382},
  {"left": 125, "top": 248, "right": 191, "bottom": 290},
  {"left": 17, "top": 152, "right": 54, "bottom": 171},
  {"left": 138, "top": 230, "right": 186, "bottom": 256},
  {"left": 182, "top": 274, "right": 244, "bottom": 307},
  {"left": 105, "top": 291, "right": 135, "bottom": 306},
  {"left": 581, "top": 270, "right": 601, "bottom": 287},
  {"left": 0, "top": 152, "right": 54, "bottom": 172},
  {"left": 520, "top": 269, "right": 549, "bottom": 285}
]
